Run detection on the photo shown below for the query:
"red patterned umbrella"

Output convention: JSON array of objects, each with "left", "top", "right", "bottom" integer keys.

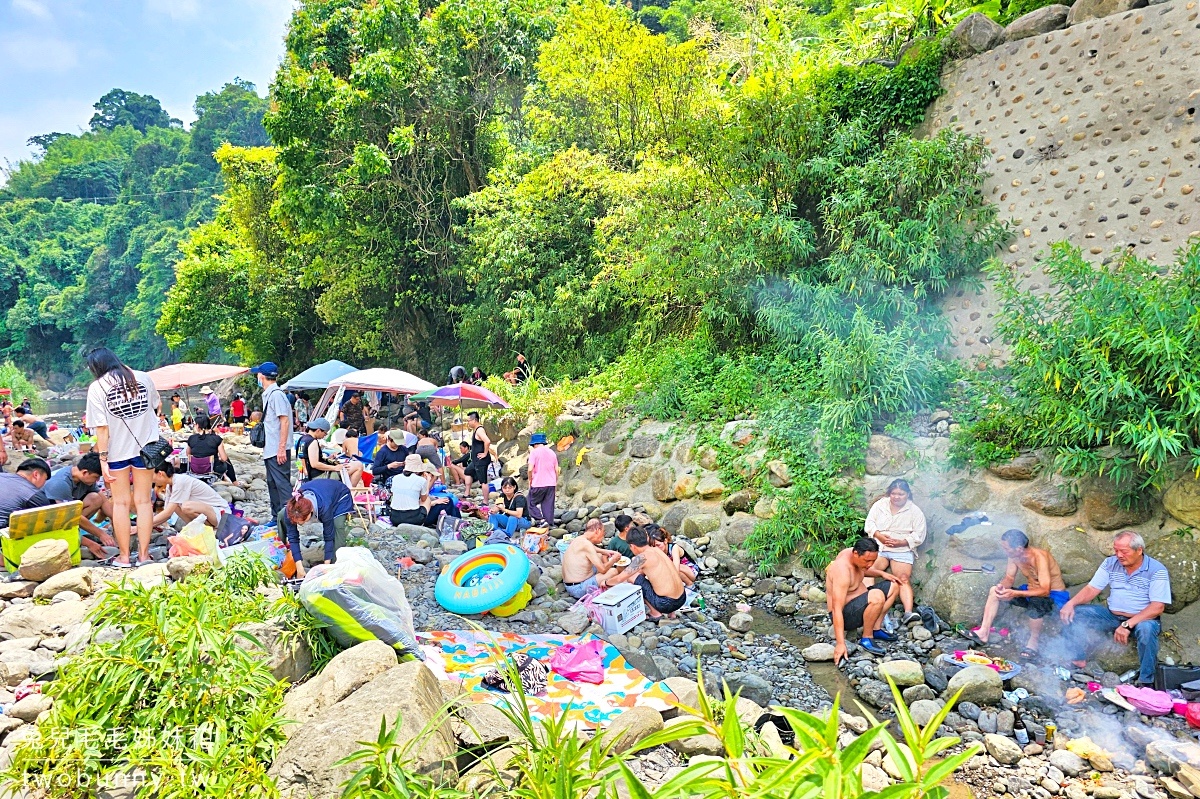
[{"left": 410, "top": 382, "right": 510, "bottom": 409}]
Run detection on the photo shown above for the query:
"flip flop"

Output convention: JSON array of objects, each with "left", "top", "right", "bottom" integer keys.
[{"left": 964, "top": 629, "right": 989, "bottom": 647}]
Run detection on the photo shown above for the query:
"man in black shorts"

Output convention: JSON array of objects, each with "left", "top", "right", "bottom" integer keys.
[
  {"left": 826, "top": 538, "right": 901, "bottom": 664},
  {"left": 611, "top": 526, "right": 687, "bottom": 617}
]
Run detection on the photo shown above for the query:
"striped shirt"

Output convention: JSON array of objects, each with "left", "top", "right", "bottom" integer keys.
[{"left": 1087, "top": 555, "right": 1172, "bottom": 615}]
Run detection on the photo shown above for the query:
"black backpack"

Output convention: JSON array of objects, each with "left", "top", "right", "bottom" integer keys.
[{"left": 248, "top": 420, "right": 266, "bottom": 448}]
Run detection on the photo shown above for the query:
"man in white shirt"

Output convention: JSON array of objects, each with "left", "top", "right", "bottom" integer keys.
[{"left": 151, "top": 462, "right": 231, "bottom": 528}]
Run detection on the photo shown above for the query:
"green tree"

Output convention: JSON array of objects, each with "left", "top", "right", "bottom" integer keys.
[{"left": 89, "top": 88, "right": 180, "bottom": 133}]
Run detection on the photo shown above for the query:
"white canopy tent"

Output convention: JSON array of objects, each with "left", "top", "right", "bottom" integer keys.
[{"left": 311, "top": 368, "right": 438, "bottom": 426}]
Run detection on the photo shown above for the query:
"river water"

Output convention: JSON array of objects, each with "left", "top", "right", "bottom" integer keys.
[{"left": 38, "top": 397, "right": 88, "bottom": 427}]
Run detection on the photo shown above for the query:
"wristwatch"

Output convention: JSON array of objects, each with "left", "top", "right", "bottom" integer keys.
[{"left": 1119, "top": 621, "right": 1131, "bottom": 629}]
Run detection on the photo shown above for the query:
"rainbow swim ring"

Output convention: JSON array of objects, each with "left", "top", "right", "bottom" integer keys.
[{"left": 435, "top": 544, "right": 531, "bottom": 615}]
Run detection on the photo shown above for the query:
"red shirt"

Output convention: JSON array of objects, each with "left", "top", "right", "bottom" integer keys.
[{"left": 231, "top": 399, "right": 246, "bottom": 417}]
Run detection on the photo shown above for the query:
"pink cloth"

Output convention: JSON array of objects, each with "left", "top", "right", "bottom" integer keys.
[{"left": 528, "top": 445, "right": 559, "bottom": 488}]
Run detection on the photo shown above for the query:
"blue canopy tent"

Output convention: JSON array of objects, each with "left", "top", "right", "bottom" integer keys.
[{"left": 282, "top": 360, "right": 358, "bottom": 391}]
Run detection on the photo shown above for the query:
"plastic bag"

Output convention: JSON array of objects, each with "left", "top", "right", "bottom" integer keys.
[
  {"left": 549, "top": 638, "right": 605, "bottom": 683},
  {"left": 1116, "top": 684, "right": 1174, "bottom": 716},
  {"left": 167, "top": 517, "right": 219, "bottom": 562},
  {"left": 298, "top": 546, "right": 421, "bottom": 659},
  {"left": 520, "top": 532, "right": 548, "bottom": 555}
]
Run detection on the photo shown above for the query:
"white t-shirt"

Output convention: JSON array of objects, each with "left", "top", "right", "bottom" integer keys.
[
  {"left": 86, "top": 369, "right": 162, "bottom": 463},
  {"left": 390, "top": 473, "right": 428, "bottom": 511},
  {"left": 166, "top": 474, "right": 231, "bottom": 514}
]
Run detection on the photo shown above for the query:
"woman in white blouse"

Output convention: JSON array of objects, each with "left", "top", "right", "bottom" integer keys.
[{"left": 865, "top": 478, "right": 927, "bottom": 625}]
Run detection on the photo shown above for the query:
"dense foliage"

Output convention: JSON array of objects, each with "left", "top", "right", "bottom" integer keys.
[
  {"left": 0, "top": 81, "right": 269, "bottom": 378},
  {"left": 951, "top": 240, "right": 1200, "bottom": 492}
]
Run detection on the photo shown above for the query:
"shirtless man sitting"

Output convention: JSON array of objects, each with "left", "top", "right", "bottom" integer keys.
[
  {"left": 826, "top": 537, "right": 901, "bottom": 664},
  {"left": 611, "top": 526, "right": 687, "bottom": 618},
  {"left": 969, "top": 528, "right": 1068, "bottom": 659},
  {"left": 562, "top": 518, "right": 620, "bottom": 599}
]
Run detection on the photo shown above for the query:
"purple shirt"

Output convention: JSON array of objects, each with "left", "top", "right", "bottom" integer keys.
[{"left": 205, "top": 394, "right": 222, "bottom": 416}]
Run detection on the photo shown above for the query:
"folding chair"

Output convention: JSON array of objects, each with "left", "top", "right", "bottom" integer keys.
[
  {"left": 3, "top": 501, "right": 83, "bottom": 572},
  {"left": 341, "top": 468, "right": 384, "bottom": 525}
]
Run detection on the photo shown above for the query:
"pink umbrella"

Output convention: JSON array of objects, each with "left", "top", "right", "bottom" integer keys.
[
  {"left": 410, "top": 382, "right": 510, "bottom": 409},
  {"left": 146, "top": 363, "right": 249, "bottom": 391}
]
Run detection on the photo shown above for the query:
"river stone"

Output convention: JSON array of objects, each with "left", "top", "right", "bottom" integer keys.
[
  {"left": 1165, "top": 477, "right": 1200, "bottom": 527},
  {"left": 726, "top": 672, "right": 772, "bottom": 707},
  {"left": 774, "top": 594, "right": 799, "bottom": 615},
  {"left": 878, "top": 660, "right": 925, "bottom": 687},
  {"left": 696, "top": 475, "right": 725, "bottom": 500},
  {"left": 987, "top": 452, "right": 1040, "bottom": 480},
  {"left": 860, "top": 763, "right": 891, "bottom": 791},
  {"left": 1049, "top": 749, "right": 1088, "bottom": 776},
  {"left": 802, "top": 642, "right": 835, "bottom": 662},
  {"left": 18, "top": 539, "right": 71, "bottom": 582},
  {"left": 984, "top": 734, "right": 1023, "bottom": 765},
  {"left": 866, "top": 435, "right": 914, "bottom": 476},
  {"left": 1147, "top": 740, "right": 1200, "bottom": 775},
  {"left": 1083, "top": 477, "right": 1152, "bottom": 530},
  {"left": 0, "top": 581, "right": 36, "bottom": 600},
  {"left": 902, "top": 684, "right": 936, "bottom": 704},
  {"left": 924, "top": 665, "right": 949, "bottom": 693},
  {"left": 1147, "top": 532, "right": 1200, "bottom": 611},
  {"left": 948, "top": 13, "right": 1005, "bottom": 55},
  {"left": 856, "top": 678, "right": 894, "bottom": 709},
  {"left": 665, "top": 715, "right": 724, "bottom": 757},
  {"left": 908, "top": 699, "right": 942, "bottom": 727},
  {"left": 945, "top": 665, "right": 1003, "bottom": 706},
  {"left": 728, "top": 612, "right": 754, "bottom": 632},
  {"left": 722, "top": 490, "right": 753, "bottom": 515},
  {"left": 650, "top": 467, "right": 676, "bottom": 502},
  {"left": 1004, "top": 4, "right": 1069, "bottom": 41},
  {"left": 602, "top": 707, "right": 664, "bottom": 754},
  {"left": 628, "top": 436, "right": 658, "bottom": 459},
  {"left": 1032, "top": 527, "right": 1104, "bottom": 587},
  {"left": 1022, "top": 481, "right": 1078, "bottom": 517},
  {"left": 32, "top": 567, "right": 94, "bottom": 599},
  {"left": 941, "top": 478, "right": 990, "bottom": 513},
  {"left": 167, "top": 555, "right": 214, "bottom": 583},
  {"left": 8, "top": 693, "right": 51, "bottom": 723},
  {"left": 1068, "top": 0, "right": 1149, "bottom": 25},
  {"left": 234, "top": 621, "right": 314, "bottom": 684},
  {"left": 558, "top": 611, "right": 590, "bottom": 635},
  {"left": 0, "top": 601, "right": 89, "bottom": 640},
  {"left": 681, "top": 514, "right": 720, "bottom": 539},
  {"left": 279, "top": 640, "right": 398, "bottom": 735},
  {"left": 270, "top": 662, "right": 454, "bottom": 796}
]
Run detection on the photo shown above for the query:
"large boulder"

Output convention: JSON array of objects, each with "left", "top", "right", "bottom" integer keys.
[
  {"left": 695, "top": 474, "right": 725, "bottom": 500},
  {"left": 1083, "top": 478, "right": 1152, "bottom": 530},
  {"left": 724, "top": 513, "right": 757, "bottom": 549},
  {"left": 931, "top": 571, "right": 995, "bottom": 626},
  {"left": 1031, "top": 527, "right": 1105, "bottom": 587},
  {"left": 1067, "top": 0, "right": 1148, "bottom": 25},
  {"left": 602, "top": 707, "right": 664, "bottom": 754},
  {"left": 1021, "top": 480, "right": 1078, "bottom": 517},
  {"left": 234, "top": 621, "right": 313, "bottom": 684},
  {"left": 18, "top": 539, "right": 71, "bottom": 582},
  {"left": 1146, "top": 532, "right": 1200, "bottom": 612},
  {"left": 628, "top": 436, "right": 658, "bottom": 459},
  {"left": 945, "top": 665, "right": 1003, "bottom": 706},
  {"left": 279, "top": 640, "right": 398, "bottom": 734},
  {"left": 660, "top": 503, "right": 690, "bottom": 536},
  {"left": 1004, "top": 4, "right": 1070, "bottom": 41},
  {"left": 675, "top": 474, "right": 699, "bottom": 500},
  {"left": 987, "top": 452, "right": 1040, "bottom": 480},
  {"left": 1164, "top": 477, "right": 1200, "bottom": 527},
  {"left": 866, "top": 435, "right": 914, "bottom": 476},
  {"left": 1147, "top": 740, "right": 1200, "bottom": 776},
  {"left": 681, "top": 513, "right": 721, "bottom": 539},
  {"left": 270, "top": 662, "right": 455, "bottom": 798},
  {"left": 32, "top": 567, "right": 94, "bottom": 599},
  {"left": 650, "top": 467, "right": 676, "bottom": 503},
  {"left": 940, "top": 478, "right": 990, "bottom": 514},
  {"left": 947, "top": 527, "right": 1005, "bottom": 561},
  {"left": 947, "top": 13, "right": 1005, "bottom": 56}
]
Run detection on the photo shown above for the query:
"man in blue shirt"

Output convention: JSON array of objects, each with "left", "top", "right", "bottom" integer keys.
[
  {"left": 23, "top": 452, "right": 117, "bottom": 558},
  {"left": 1059, "top": 530, "right": 1170, "bottom": 686}
]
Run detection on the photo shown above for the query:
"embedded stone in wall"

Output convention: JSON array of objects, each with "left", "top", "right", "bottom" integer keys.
[
  {"left": 1067, "top": 0, "right": 1149, "bottom": 25},
  {"left": 1032, "top": 527, "right": 1106, "bottom": 586},
  {"left": 948, "top": 13, "right": 1006, "bottom": 56},
  {"left": 650, "top": 466, "right": 676, "bottom": 503},
  {"left": 1004, "top": 4, "right": 1070, "bottom": 41},
  {"left": 629, "top": 462, "right": 655, "bottom": 489},
  {"left": 675, "top": 474, "right": 699, "bottom": 500},
  {"left": 865, "top": 434, "right": 915, "bottom": 476},
  {"left": 1146, "top": 532, "right": 1200, "bottom": 611},
  {"left": 1021, "top": 480, "right": 1079, "bottom": 516},
  {"left": 696, "top": 474, "right": 725, "bottom": 500},
  {"left": 603, "top": 457, "right": 629, "bottom": 485},
  {"left": 766, "top": 460, "right": 792, "bottom": 488},
  {"left": 1083, "top": 477, "right": 1153, "bottom": 530},
  {"left": 986, "top": 451, "right": 1041, "bottom": 480},
  {"left": 940, "top": 477, "right": 991, "bottom": 513},
  {"left": 1164, "top": 477, "right": 1200, "bottom": 527},
  {"left": 628, "top": 435, "right": 658, "bottom": 459}
]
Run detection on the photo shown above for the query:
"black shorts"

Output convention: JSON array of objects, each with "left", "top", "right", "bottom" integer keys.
[
  {"left": 1010, "top": 595, "right": 1055, "bottom": 619},
  {"left": 635, "top": 575, "right": 687, "bottom": 614},
  {"left": 842, "top": 585, "right": 891, "bottom": 632}
]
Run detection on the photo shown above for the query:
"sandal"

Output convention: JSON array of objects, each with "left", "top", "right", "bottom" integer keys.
[
  {"left": 1019, "top": 647, "right": 1039, "bottom": 662},
  {"left": 964, "top": 628, "right": 989, "bottom": 647},
  {"left": 107, "top": 557, "right": 134, "bottom": 569}
]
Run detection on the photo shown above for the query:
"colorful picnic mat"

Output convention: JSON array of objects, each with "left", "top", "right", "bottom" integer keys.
[{"left": 418, "top": 630, "right": 678, "bottom": 730}]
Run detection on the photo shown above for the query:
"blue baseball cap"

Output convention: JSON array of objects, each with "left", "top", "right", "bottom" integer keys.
[{"left": 250, "top": 362, "right": 279, "bottom": 378}]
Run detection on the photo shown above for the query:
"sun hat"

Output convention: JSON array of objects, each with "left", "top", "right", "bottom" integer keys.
[
  {"left": 403, "top": 454, "right": 433, "bottom": 473},
  {"left": 306, "top": 418, "right": 331, "bottom": 432},
  {"left": 200, "top": 386, "right": 213, "bottom": 394},
  {"left": 387, "top": 429, "right": 406, "bottom": 443},
  {"left": 250, "top": 362, "right": 279, "bottom": 378},
  {"left": 530, "top": 432, "right": 548, "bottom": 446}
]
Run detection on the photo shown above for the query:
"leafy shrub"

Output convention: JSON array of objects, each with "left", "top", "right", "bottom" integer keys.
[
  {"left": 956, "top": 240, "right": 1200, "bottom": 491},
  {"left": 1, "top": 556, "right": 325, "bottom": 798},
  {"left": 0, "top": 362, "right": 42, "bottom": 411}
]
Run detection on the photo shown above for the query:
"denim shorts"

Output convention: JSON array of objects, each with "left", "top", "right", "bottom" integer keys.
[{"left": 106, "top": 455, "right": 146, "bottom": 471}]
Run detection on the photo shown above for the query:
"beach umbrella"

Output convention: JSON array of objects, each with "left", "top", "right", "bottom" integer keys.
[
  {"left": 410, "top": 382, "right": 510, "bottom": 410},
  {"left": 283, "top": 360, "right": 358, "bottom": 391},
  {"left": 146, "top": 363, "right": 249, "bottom": 391}
]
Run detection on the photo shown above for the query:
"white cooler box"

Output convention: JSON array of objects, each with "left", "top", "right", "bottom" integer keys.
[{"left": 592, "top": 583, "right": 646, "bottom": 635}]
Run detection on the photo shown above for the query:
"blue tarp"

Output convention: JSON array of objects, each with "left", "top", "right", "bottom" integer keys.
[{"left": 283, "top": 360, "right": 358, "bottom": 391}]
